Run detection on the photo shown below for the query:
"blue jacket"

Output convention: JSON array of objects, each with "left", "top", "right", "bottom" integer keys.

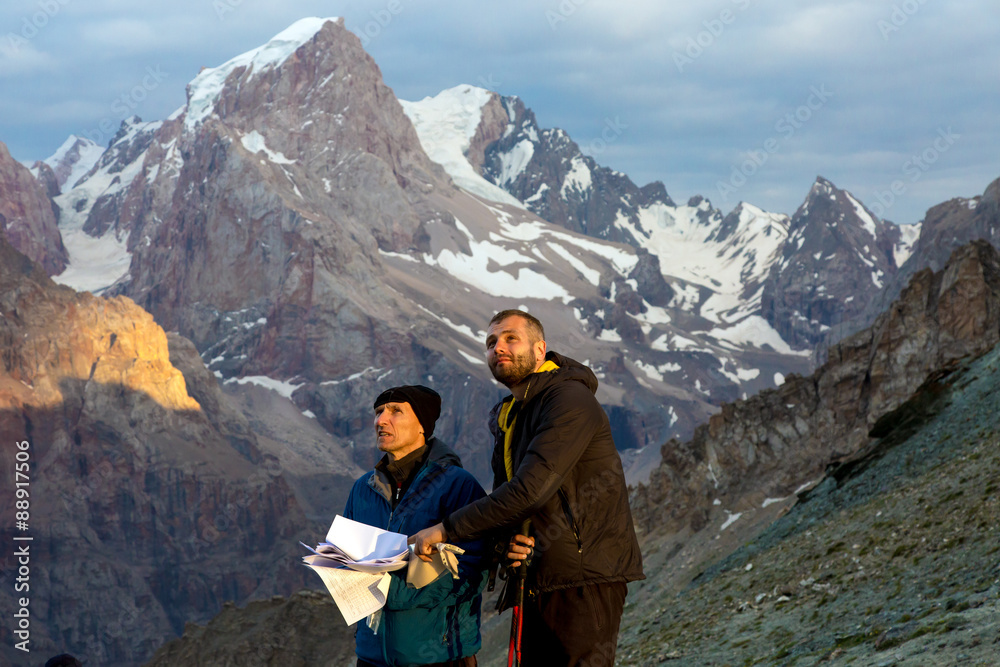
[{"left": 343, "top": 437, "right": 487, "bottom": 666}]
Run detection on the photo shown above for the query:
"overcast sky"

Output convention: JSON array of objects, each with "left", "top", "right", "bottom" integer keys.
[{"left": 1, "top": 1, "right": 997, "bottom": 224}]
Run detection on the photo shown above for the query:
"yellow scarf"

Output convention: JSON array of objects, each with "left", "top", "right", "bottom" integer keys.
[{"left": 498, "top": 359, "right": 560, "bottom": 481}]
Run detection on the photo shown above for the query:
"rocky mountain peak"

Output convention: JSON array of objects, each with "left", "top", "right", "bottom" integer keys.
[
  {"left": 760, "top": 176, "right": 903, "bottom": 349},
  {"left": 845, "top": 177, "right": 1000, "bottom": 347},
  {"left": 64, "top": 15, "right": 456, "bottom": 334},
  {"left": 468, "top": 92, "right": 675, "bottom": 244},
  {"left": 41, "top": 134, "right": 104, "bottom": 191},
  {"left": 182, "top": 17, "right": 442, "bottom": 196},
  {"left": 981, "top": 175, "right": 1000, "bottom": 212},
  {"left": 899, "top": 177, "right": 1000, "bottom": 277},
  {"left": 399, "top": 84, "right": 522, "bottom": 206}
]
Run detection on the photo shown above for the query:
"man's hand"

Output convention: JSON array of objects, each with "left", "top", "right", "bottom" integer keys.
[
  {"left": 410, "top": 522, "right": 447, "bottom": 562},
  {"left": 507, "top": 533, "right": 534, "bottom": 568}
]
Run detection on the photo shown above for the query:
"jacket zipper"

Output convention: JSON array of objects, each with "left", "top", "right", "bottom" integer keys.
[
  {"left": 387, "top": 483, "right": 402, "bottom": 530},
  {"left": 512, "top": 376, "right": 583, "bottom": 554},
  {"left": 376, "top": 465, "right": 439, "bottom": 666},
  {"left": 364, "top": 474, "right": 394, "bottom": 665},
  {"left": 377, "top": 479, "right": 407, "bottom": 664},
  {"left": 557, "top": 489, "right": 583, "bottom": 554}
]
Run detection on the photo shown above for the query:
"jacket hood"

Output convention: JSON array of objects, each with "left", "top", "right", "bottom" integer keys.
[
  {"left": 426, "top": 435, "right": 463, "bottom": 468},
  {"left": 516, "top": 351, "right": 598, "bottom": 402}
]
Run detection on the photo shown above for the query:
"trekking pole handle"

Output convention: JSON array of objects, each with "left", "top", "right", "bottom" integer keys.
[{"left": 519, "top": 519, "right": 533, "bottom": 571}]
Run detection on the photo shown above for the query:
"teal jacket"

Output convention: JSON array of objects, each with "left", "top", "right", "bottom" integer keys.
[{"left": 343, "top": 437, "right": 487, "bottom": 666}]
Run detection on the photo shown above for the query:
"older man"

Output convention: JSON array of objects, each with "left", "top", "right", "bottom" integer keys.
[
  {"left": 413, "top": 311, "right": 644, "bottom": 666},
  {"left": 343, "top": 385, "right": 487, "bottom": 667}
]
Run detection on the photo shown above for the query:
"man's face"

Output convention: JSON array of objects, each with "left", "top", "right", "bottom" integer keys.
[
  {"left": 486, "top": 315, "right": 546, "bottom": 387},
  {"left": 374, "top": 401, "right": 425, "bottom": 460}
]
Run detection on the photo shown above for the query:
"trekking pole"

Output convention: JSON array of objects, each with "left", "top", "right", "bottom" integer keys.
[{"left": 507, "top": 519, "right": 532, "bottom": 667}]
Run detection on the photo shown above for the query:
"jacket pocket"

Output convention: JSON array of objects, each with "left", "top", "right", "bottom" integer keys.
[
  {"left": 557, "top": 489, "right": 583, "bottom": 554},
  {"left": 383, "top": 605, "right": 450, "bottom": 666}
]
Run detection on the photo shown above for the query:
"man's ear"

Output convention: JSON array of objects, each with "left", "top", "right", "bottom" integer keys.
[{"left": 535, "top": 338, "right": 547, "bottom": 364}]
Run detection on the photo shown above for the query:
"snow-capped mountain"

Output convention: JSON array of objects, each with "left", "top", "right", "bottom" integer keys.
[
  {"left": 39, "top": 134, "right": 105, "bottom": 191},
  {"left": 51, "top": 117, "right": 161, "bottom": 293},
  {"left": 48, "top": 17, "right": 824, "bottom": 488},
  {"left": 406, "top": 87, "right": 677, "bottom": 246},
  {"left": 401, "top": 86, "right": 923, "bottom": 351}
]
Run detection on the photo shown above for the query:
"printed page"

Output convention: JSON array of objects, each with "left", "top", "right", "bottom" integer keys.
[{"left": 306, "top": 564, "right": 391, "bottom": 625}]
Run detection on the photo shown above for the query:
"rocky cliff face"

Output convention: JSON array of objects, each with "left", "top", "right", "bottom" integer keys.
[
  {"left": 632, "top": 239, "right": 1000, "bottom": 557},
  {"left": 0, "top": 235, "right": 312, "bottom": 665},
  {"left": 853, "top": 177, "right": 1000, "bottom": 335},
  {"left": 30, "top": 160, "right": 61, "bottom": 200},
  {"left": 0, "top": 141, "right": 67, "bottom": 275}
]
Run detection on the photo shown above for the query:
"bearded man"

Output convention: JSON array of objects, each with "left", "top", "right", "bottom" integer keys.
[{"left": 412, "top": 310, "right": 644, "bottom": 666}]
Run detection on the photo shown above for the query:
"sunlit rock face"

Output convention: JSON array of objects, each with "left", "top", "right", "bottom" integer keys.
[{"left": 0, "top": 234, "right": 309, "bottom": 665}]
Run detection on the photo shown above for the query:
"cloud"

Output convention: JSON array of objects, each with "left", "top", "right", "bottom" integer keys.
[
  {"left": 0, "top": 0, "right": 995, "bottom": 225},
  {"left": 78, "top": 18, "right": 161, "bottom": 53},
  {"left": 0, "top": 38, "right": 58, "bottom": 77}
]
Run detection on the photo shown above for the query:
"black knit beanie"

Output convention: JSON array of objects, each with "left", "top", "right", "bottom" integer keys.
[{"left": 373, "top": 385, "right": 441, "bottom": 438}]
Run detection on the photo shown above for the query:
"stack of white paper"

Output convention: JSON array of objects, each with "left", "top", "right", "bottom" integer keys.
[
  {"left": 302, "top": 516, "right": 409, "bottom": 624},
  {"left": 302, "top": 543, "right": 410, "bottom": 574},
  {"left": 303, "top": 515, "right": 466, "bottom": 625}
]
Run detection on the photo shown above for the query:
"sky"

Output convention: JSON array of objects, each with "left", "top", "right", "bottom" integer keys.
[{"left": 1, "top": 1, "right": 997, "bottom": 225}]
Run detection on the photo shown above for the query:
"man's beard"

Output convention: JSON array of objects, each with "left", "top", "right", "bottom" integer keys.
[{"left": 489, "top": 349, "right": 538, "bottom": 386}]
